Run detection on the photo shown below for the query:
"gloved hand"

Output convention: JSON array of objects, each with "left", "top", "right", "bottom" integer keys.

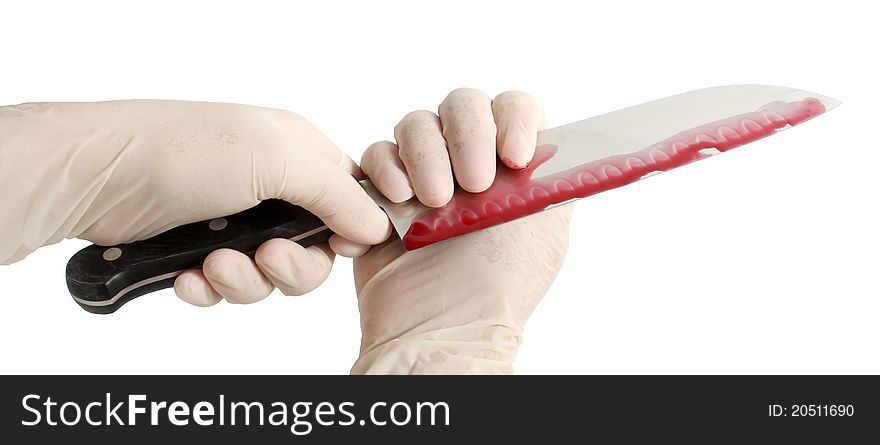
[
  {"left": 348, "top": 89, "right": 573, "bottom": 374},
  {"left": 0, "top": 100, "right": 391, "bottom": 305}
]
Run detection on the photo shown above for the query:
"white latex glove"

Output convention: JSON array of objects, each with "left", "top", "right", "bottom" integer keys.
[
  {"left": 349, "top": 89, "right": 572, "bottom": 374},
  {"left": 0, "top": 100, "right": 391, "bottom": 305}
]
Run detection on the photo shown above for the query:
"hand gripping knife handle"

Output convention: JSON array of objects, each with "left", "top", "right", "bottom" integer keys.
[{"left": 65, "top": 200, "right": 330, "bottom": 314}]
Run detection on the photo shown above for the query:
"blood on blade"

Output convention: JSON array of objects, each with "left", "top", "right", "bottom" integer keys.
[{"left": 403, "top": 98, "right": 826, "bottom": 250}]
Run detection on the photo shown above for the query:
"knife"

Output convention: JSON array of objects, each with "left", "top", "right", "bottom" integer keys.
[{"left": 66, "top": 85, "right": 840, "bottom": 313}]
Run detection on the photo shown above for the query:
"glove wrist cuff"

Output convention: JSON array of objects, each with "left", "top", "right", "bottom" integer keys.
[{"left": 351, "top": 324, "right": 523, "bottom": 375}]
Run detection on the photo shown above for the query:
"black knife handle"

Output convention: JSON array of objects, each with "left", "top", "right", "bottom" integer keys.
[{"left": 65, "top": 200, "right": 331, "bottom": 314}]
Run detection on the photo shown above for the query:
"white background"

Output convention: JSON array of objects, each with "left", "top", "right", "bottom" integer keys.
[{"left": 0, "top": 0, "right": 877, "bottom": 374}]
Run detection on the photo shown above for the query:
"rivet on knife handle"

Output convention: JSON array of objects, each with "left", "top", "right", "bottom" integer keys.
[{"left": 65, "top": 200, "right": 330, "bottom": 314}]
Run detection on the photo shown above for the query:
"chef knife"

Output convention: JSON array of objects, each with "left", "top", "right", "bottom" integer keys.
[{"left": 66, "top": 84, "right": 840, "bottom": 313}]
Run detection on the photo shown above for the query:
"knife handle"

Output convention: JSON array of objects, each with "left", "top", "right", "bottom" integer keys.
[{"left": 65, "top": 200, "right": 331, "bottom": 314}]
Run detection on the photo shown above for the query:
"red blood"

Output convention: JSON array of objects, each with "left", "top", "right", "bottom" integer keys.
[{"left": 403, "top": 98, "right": 826, "bottom": 250}]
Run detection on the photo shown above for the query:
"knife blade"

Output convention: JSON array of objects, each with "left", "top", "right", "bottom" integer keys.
[{"left": 65, "top": 85, "right": 840, "bottom": 313}]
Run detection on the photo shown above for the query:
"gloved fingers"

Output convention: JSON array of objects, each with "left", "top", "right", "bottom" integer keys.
[
  {"left": 328, "top": 234, "right": 371, "bottom": 258},
  {"left": 202, "top": 248, "right": 274, "bottom": 304},
  {"left": 255, "top": 238, "right": 335, "bottom": 296},
  {"left": 394, "top": 110, "right": 454, "bottom": 208},
  {"left": 274, "top": 110, "right": 368, "bottom": 181},
  {"left": 277, "top": 151, "right": 392, "bottom": 245},
  {"left": 492, "top": 91, "right": 545, "bottom": 169},
  {"left": 360, "top": 141, "right": 414, "bottom": 203},
  {"left": 438, "top": 88, "right": 497, "bottom": 193},
  {"left": 339, "top": 152, "right": 368, "bottom": 181},
  {"left": 174, "top": 269, "right": 223, "bottom": 307}
]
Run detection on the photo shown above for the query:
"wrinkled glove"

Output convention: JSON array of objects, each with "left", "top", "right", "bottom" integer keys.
[
  {"left": 348, "top": 89, "right": 573, "bottom": 374},
  {"left": 0, "top": 100, "right": 390, "bottom": 305}
]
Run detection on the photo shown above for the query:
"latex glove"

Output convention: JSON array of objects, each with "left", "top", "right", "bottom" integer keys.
[
  {"left": 349, "top": 89, "right": 573, "bottom": 374},
  {"left": 0, "top": 100, "right": 391, "bottom": 305}
]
